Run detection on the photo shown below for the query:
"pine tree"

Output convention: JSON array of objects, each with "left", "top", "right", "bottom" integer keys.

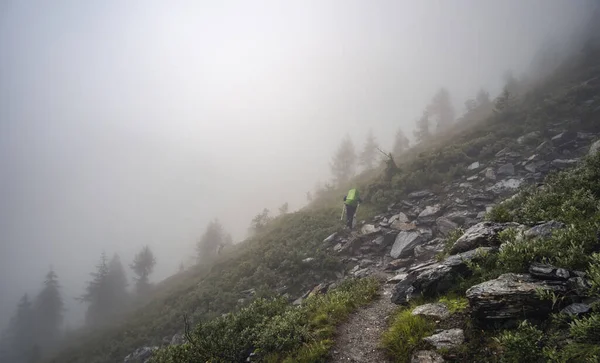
[
  {"left": 130, "top": 246, "right": 156, "bottom": 296},
  {"left": 429, "top": 88, "right": 455, "bottom": 131},
  {"left": 3, "top": 294, "right": 36, "bottom": 363},
  {"left": 278, "top": 202, "right": 289, "bottom": 215},
  {"left": 196, "top": 220, "right": 225, "bottom": 261},
  {"left": 106, "top": 254, "right": 129, "bottom": 315},
  {"left": 250, "top": 208, "right": 271, "bottom": 234},
  {"left": 359, "top": 130, "right": 379, "bottom": 170},
  {"left": 330, "top": 135, "right": 357, "bottom": 185},
  {"left": 392, "top": 128, "right": 410, "bottom": 156},
  {"left": 476, "top": 89, "right": 492, "bottom": 108},
  {"left": 413, "top": 110, "right": 431, "bottom": 143},
  {"left": 79, "top": 253, "right": 111, "bottom": 326},
  {"left": 33, "top": 269, "right": 63, "bottom": 356}
]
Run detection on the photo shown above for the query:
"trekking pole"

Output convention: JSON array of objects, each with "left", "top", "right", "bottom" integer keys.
[{"left": 340, "top": 204, "right": 346, "bottom": 221}]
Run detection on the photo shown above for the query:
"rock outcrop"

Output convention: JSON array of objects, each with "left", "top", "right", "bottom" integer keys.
[
  {"left": 423, "top": 329, "right": 464, "bottom": 350},
  {"left": 412, "top": 303, "right": 450, "bottom": 320}
]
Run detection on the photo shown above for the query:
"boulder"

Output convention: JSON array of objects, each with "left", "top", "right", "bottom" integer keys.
[
  {"left": 390, "top": 273, "right": 418, "bottom": 305},
  {"left": 124, "top": 346, "right": 159, "bottom": 363},
  {"left": 485, "top": 167, "right": 496, "bottom": 180},
  {"left": 423, "top": 329, "right": 464, "bottom": 350},
  {"left": 409, "top": 190, "right": 433, "bottom": 199},
  {"left": 560, "top": 303, "right": 591, "bottom": 316},
  {"left": 412, "top": 303, "right": 450, "bottom": 319},
  {"left": 517, "top": 131, "right": 540, "bottom": 145},
  {"left": 411, "top": 350, "right": 445, "bottom": 363},
  {"left": 389, "top": 213, "right": 410, "bottom": 224},
  {"left": 418, "top": 205, "right": 443, "bottom": 224},
  {"left": 450, "top": 222, "right": 520, "bottom": 254},
  {"left": 414, "top": 238, "right": 445, "bottom": 261},
  {"left": 551, "top": 159, "right": 578, "bottom": 169},
  {"left": 360, "top": 224, "right": 381, "bottom": 235},
  {"left": 466, "top": 273, "right": 568, "bottom": 320},
  {"left": 387, "top": 273, "right": 409, "bottom": 284},
  {"left": 436, "top": 217, "right": 459, "bottom": 236},
  {"left": 444, "top": 210, "right": 472, "bottom": 225},
  {"left": 467, "top": 175, "right": 478, "bottom": 181},
  {"left": 308, "top": 283, "right": 328, "bottom": 297},
  {"left": 529, "top": 263, "right": 570, "bottom": 280},
  {"left": 468, "top": 161, "right": 480, "bottom": 170},
  {"left": 486, "top": 178, "right": 524, "bottom": 195},
  {"left": 323, "top": 233, "right": 338, "bottom": 243},
  {"left": 170, "top": 333, "right": 186, "bottom": 345},
  {"left": 390, "top": 230, "right": 428, "bottom": 258},
  {"left": 589, "top": 139, "right": 600, "bottom": 156},
  {"left": 412, "top": 248, "right": 494, "bottom": 298},
  {"left": 497, "top": 163, "right": 515, "bottom": 176}
]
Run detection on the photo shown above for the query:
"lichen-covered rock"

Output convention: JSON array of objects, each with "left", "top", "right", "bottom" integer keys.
[
  {"left": 529, "top": 262, "right": 570, "bottom": 280},
  {"left": 423, "top": 329, "right": 464, "bottom": 350},
  {"left": 436, "top": 217, "right": 459, "bottom": 236},
  {"left": 497, "top": 163, "right": 515, "bottom": 176},
  {"left": 524, "top": 221, "right": 565, "bottom": 239},
  {"left": 486, "top": 178, "right": 524, "bottom": 194},
  {"left": 466, "top": 273, "right": 568, "bottom": 320},
  {"left": 450, "top": 222, "right": 520, "bottom": 254},
  {"left": 412, "top": 303, "right": 450, "bottom": 319}
]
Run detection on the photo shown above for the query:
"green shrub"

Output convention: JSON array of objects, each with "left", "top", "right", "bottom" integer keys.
[
  {"left": 494, "top": 321, "right": 545, "bottom": 363},
  {"left": 380, "top": 308, "right": 435, "bottom": 363},
  {"left": 570, "top": 314, "right": 600, "bottom": 344},
  {"left": 438, "top": 295, "right": 469, "bottom": 313}
]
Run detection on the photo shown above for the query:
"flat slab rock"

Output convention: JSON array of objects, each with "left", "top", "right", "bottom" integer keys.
[
  {"left": 412, "top": 303, "right": 450, "bottom": 319},
  {"left": 423, "top": 329, "right": 464, "bottom": 350},
  {"left": 411, "top": 350, "right": 445, "bottom": 363},
  {"left": 466, "top": 273, "right": 568, "bottom": 320},
  {"left": 450, "top": 222, "right": 521, "bottom": 254}
]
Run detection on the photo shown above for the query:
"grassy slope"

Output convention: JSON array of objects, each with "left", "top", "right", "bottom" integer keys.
[{"left": 52, "top": 55, "right": 600, "bottom": 362}]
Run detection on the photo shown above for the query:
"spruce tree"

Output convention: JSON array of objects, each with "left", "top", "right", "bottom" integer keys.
[
  {"left": 330, "top": 135, "right": 357, "bottom": 185},
  {"left": 4, "top": 294, "right": 36, "bottom": 363},
  {"left": 413, "top": 110, "right": 431, "bottom": 143},
  {"left": 278, "top": 202, "right": 289, "bottom": 215},
  {"left": 429, "top": 88, "right": 455, "bottom": 131},
  {"left": 196, "top": 220, "right": 225, "bottom": 261},
  {"left": 33, "top": 269, "right": 63, "bottom": 356},
  {"left": 392, "top": 128, "right": 410, "bottom": 156},
  {"left": 359, "top": 130, "right": 379, "bottom": 170},
  {"left": 130, "top": 246, "right": 156, "bottom": 296},
  {"left": 106, "top": 254, "right": 129, "bottom": 315}
]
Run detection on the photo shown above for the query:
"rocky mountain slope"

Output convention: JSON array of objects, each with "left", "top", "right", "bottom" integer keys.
[{"left": 50, "top": 48, "right": 600, "bottom": 363}]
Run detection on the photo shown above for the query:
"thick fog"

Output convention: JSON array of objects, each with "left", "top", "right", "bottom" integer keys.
[{"left": 0, "top": 0, "right": 594, "bottom": 328}]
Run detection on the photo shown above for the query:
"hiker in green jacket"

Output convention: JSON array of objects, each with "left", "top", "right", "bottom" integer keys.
[{"left": 343, "top": 188, "right": 362, "bottom": 229}]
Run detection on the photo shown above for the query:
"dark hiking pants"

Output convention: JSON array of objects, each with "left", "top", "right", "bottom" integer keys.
[{"left": 345, "top": 204, "right": 357, "bottom": 229}]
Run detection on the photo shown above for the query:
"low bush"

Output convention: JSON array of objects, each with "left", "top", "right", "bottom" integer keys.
[{"left": 380, "top": 308, "right": 436, "bottom": 363}]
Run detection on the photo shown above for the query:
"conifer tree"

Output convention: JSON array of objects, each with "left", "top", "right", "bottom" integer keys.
[
  {"left": 3, "top": 294, "right": 36, "bottom": 363},
  {"left": 130, "top": 246, "right": 156, "bottom": 296},
  {"left": 413, "top": 110, "right": 431, "bottom": 143},
  {"left": 330, "top": 135, "right": 357, "bottom": 185},
  {"left": 196, "top": 220, "right": 225, "bottom": 261},
  {"left": 33, "top": 269, "right": 63, "bottom": 355},
  {"left": 429, "top": 88, "right": 455, "bottom": 131},
  {"left": 79, "top": 253, "right": 110, "bottom": 326},
  {"left": 106, "top": 254, "right": 129, "bottom": 314},
  {"left": 278, "top": 202, "right": 289, "bottom": 215},
  {"left": 359, "top": 130, "right": 379, "bottom": 170},
  {"left": 392, "top": 128, "right": 410, "bottom": 156}
]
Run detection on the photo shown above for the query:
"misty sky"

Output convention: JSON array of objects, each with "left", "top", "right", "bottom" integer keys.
[{"left": 0, "top": 0, "right": 594, "bottom": 327}]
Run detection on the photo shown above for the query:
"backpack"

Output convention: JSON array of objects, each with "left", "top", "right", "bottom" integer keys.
[{"left": 345, "top": 189, "right": 360, "bottom": 206}]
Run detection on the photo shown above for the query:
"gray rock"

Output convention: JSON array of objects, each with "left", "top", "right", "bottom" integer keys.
[
  {"left": 551, "top": 159, "right": 578, "bottom": 169},
  {"left": 387, "top": 273, "right": 409, "bottom": 284},
  {"left": 524, "top": 221, "right": 565, "bottom": 239},
  {"left": 436, "top": 217, "right": 459, "bottom": 236},
  {"left": 467, "top": 161, "right": 480, "bottom": 170},
  {"left": 486, "top": 178, "right": 523, "bottom": 194},
  {"left": 450, "top": 222, "right": 520, "bottom": 254},
  {"left": 485, "top": 167, "right": 497, "bottom": 180},
  {"left": 524, "top": 163, "right": 536, "bottom": 173},
  {"left": 495, "top": 147, "right": 509, "bottom": 157},
  {"left": 170, "top": 333, "right": 186, "bottom": 346},
  {"left": 536, "top": 141, "right": 552, "bottom": 153},
  {"left": 412, "top": 303, "right": 450, "bottom": 319},
  {"left": 360, "top": 224, "right": 381, "bottom": 235},
  {"left": 302, "top": 257, "right": 315, "bottom": 263},
  {"left": 497, "top": 163, "right": 515, "bottom": 176},
  {"left": 589, "top": 139, "right": 600, "bottom": 156},
  {"left": 423, "top": 329, "right": 464, "bottom": 350},
  {"left": 561, "top": 303, "right": 591, "bottom": 316},
  {"left": 409, "top": 190, "right": 433, "bottom": 199},
  {"left": 444, "top": 210, "right": 472, "bottom": 225},
  {"left": 324, "top": 233, "right": 338, "bottom": 243},
  {"left": 414, "top": 238, "right": 445, "bottom": 260},
  {"left": 411, "top": 350, "right": 445, "bottom": 363},
  {"left": 389, "top": 213, "right": 410, "bottom": 224},
  {"left": 390, "top": 230, "right": 427, "bottom": 258},
  {"left": 459, "top": 182, "right": 472, "bottom": 188},
  {"left": 418, "top": 205, "right": 443, "bottom": 223},
  {"left": 292, "top": 297, "right": 303, "bottom": 305},
  {"left": 353, "top": 268, "right": 370, "bottom": 278},
  {"left": 360, "top": 259, "right": 375, "bottom": 268},
  {"left": 392, "top": 248, "right": 494, "bottom": 305},
  {"left": 529, "top": 262, "right": 570, "bottom": 280},
  {"left": 517, "top": 131, "right": 540, "bottom": 145},
  {"left": 466, "top": 175, "right": 478, "bottom": 181},
  {"left": 333, "top": 243, "right": 343, "bottom": 252},
  {"left": 466, "top": 273, "right": 568, "bottom": 320},
  {"left": 124, "top": 346, "right": 159, "bottom": 363}
]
